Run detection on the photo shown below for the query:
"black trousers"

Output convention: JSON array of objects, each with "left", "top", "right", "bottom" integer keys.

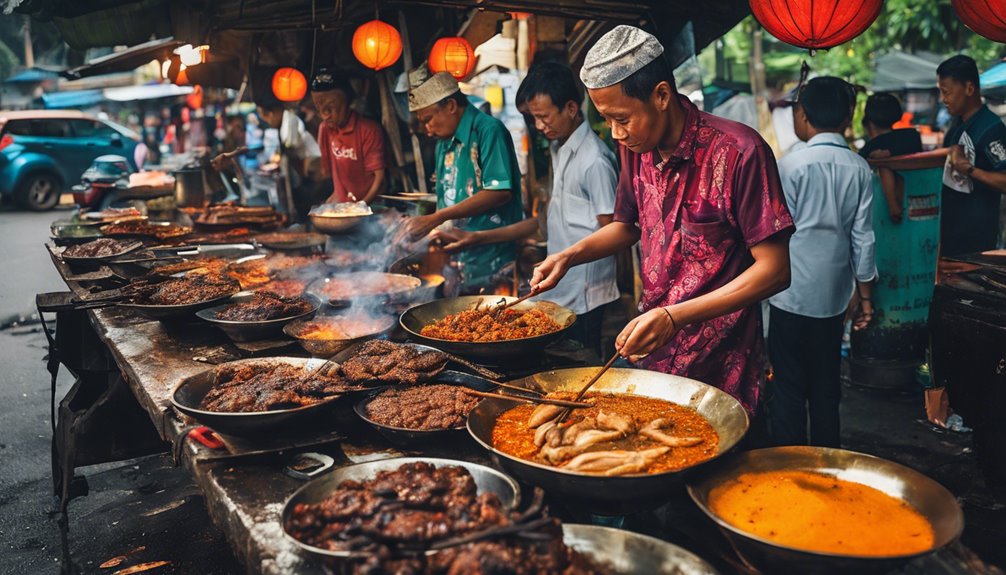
[
  {"left": 564, "top": 305, "right": 605, "bottom": 358},
  {"left": 765, "top": 305, "right": 845, "bottom": 447}
]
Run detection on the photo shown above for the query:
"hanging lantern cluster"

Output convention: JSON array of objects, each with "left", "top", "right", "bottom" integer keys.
[
  {"left": 428, "top": 37, "right": 475, "bottom": 80},
  {"left": 272, "top": 67, "right": 308, "bottom": 102},
  {"left": 952, "top": 0, "right": 1006, "bottom": 43},
  {"left": 352, "top": 20, "right": 403, "bottom": 71},
  {"left": 748, "top": 0, "right": 883, "bottom": 50}
]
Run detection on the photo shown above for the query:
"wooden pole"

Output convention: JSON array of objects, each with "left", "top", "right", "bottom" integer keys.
[
  {"left": 378, "top": 70, "right": 413, "bottom": 192},
  {"left": 398, "top": 11, "right": 428, "bottom": 194}
]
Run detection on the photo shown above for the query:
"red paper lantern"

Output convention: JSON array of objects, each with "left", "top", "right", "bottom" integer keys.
[
  {"left": 952, "top": 0, "right": 1006, "bottom": 43},
  {"left": 428, "top": 37, "right": 476, "bottom": 80},
  {"left": 352, "top": 20, "right": 403, "bottom": 71},
  {"left": 272, "top": 67, "right": 307, "bottom": 102},
  {"left": 749, "top": 0, "right": 883, "bottom": 50}
]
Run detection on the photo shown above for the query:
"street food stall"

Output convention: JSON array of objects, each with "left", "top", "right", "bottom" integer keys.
[
  {"left": 38, "top": 197, "right": 992, "bottom": 574},
  {"left": 21, "top": 0, "right": 1006, "bottom": 573}
]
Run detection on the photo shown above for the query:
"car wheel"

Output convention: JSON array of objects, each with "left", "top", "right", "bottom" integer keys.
[{"left": 18, "top": 172, "right": 61, "bottom": 211}]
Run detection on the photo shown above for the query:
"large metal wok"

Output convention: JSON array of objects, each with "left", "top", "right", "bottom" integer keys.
[
  {"left": 281, "top": 457, "right": 520, "bottom": 559},
  {"left": 399, "top": 296, "right": 576, "bottom": 361},
  {"left": 195, "top": 292, "right": 321, "bottom": 341},
  {"left": 466, "top": 367, "right": 749, "bottom": 515},
  {"left": 171, "top": 357, "right": 355, "bottom": 436},
  {"left": 687, "top": 447, "right": 964, "bottom": 575}
]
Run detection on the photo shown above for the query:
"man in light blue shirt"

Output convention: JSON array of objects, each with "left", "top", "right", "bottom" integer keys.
[
  {"left": 432, "top": 62, "right": 619, "bottom": 355},
  {"left": 766, "top": 77, "right": 877, "bottom": 448}
]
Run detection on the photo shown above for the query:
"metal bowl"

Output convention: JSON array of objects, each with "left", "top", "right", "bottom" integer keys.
[
  {"left": 310, "top": 213, "right": 372, "bottom": 234},
  {"left": 171, "top": 357, "right": 355, "bottom": 436},
  {"left": 120, "top": 289, "right": 241, "bottom": 320},
  {"left": 562, "top": 524, "right": 720, "bottom": 574},
  {"left": 283, "top": 313, "right": 397, "bottom": 357},
  {"left": 686, "top": 446, "right": 965, "bottom": 574},
  {"left": 353, "top": 371, "right": 497, "bottom": 447},
  {"left": 307, "top": 272, "right": 423, "bottom": 308},
  {"left": 466, "top": 367, "right": 749, "bottom": 515},
  {"left": 399, "top": 296, "right": 577, "bottom": 361},
  {"left": 281, "top": 457, "right": 521, "bottom": 559},
  {"left": 195, "top": 292, "right": 321, "bottom": 342}
]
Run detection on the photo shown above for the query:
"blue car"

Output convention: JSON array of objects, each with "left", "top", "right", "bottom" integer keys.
[{"left": 0, "top": 110, "right": 143, "bottom": 210}]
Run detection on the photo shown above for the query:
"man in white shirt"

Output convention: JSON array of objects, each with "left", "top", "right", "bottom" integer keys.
[
  {"left": 433, "top": 62, "right": 619, "bottom": 355},
  {"left": 767, "top": 76, "right": 877, "bottom": 448},
  {"left": 257, "top": 98, "right": 323, "bottom": 219}
]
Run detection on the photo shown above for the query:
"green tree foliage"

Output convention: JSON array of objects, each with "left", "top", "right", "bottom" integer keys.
[{"left": 706, "top": 1, "right": 1006, "bottom": 88}]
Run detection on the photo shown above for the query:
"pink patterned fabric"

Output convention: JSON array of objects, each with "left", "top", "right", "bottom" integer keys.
[{"left": 614, "top": 96, "right": 794, "bottom": 414}]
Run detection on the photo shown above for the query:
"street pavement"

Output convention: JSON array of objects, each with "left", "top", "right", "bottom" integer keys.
[{"left": 0, "top": 206, "right": 240, "bottom": 575}]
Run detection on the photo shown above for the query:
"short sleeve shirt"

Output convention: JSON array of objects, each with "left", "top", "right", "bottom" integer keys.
[
  {"left": 940, "top": 105, "right": 1006, "bottom": 256},
  {"left": 318, "top": 112, "right": 386, "bottom": 202},
  {"left": 613, "top": 95, "right": 794, "bottom": 413},
  {"left": 435, "top": 104, "right": 523, "bottom": 287},
  {"left": 858, "top": 128, "right": 923, "bottom": 159}
]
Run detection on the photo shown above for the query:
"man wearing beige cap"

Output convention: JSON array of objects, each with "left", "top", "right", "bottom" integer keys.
[
  {"left": 404, "top": 69, "right": 523, "bottom": 292},
  {"left": 531, "top": 26, "right": 795, "bottom": 417}
]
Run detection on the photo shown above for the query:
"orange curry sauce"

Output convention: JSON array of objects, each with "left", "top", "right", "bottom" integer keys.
[{"left": 491, "top": 392, "right": 719, "bottom": 474}]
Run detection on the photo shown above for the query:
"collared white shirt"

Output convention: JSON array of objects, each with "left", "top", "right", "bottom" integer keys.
[
  {"left": 280, "top": 110, "right": 321, "bottom": 160},
  {"left": 770, "top": 132, "right": 878, "bottom": 318},
  {"left": 535, "top": 121, "right": 619, "bottom": 314}
]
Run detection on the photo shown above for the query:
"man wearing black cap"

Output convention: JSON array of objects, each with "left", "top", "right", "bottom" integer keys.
[{"left": 311, "top": 69, "right": 387, "bottom": 204}]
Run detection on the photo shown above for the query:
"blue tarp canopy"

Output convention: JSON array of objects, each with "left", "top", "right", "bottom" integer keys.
[
  {"left": 40, "top": 89, "right": 104, "bottom": 108},
  {"left": 980, "top": 60, "right": 1006, "bottom": 94},
  {"left": 4, "top": 67, "right": 62, "bottom": 84}
]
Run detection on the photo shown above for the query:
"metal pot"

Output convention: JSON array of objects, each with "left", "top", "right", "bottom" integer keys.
[
  {"left": 466, "top": 367, "right": 749, "bottom": 516},
  {"left": 173, "top": 168, "right": 208, "bottom": 208},
  {"left": 309, "top": 213, "right": 371, "bottom": 234},
  {"left": 399, "top": 296, "right": 576, "bottom": 361},
  {"left": 562, "top": 524, "right": 720, "bottom": 574},
  {"left": 687, "top": 447, "right": 965, "bottom": 575}
]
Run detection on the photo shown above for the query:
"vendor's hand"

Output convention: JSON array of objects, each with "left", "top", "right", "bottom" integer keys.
[
  {"left": 851, "top": 298, "right": 874, "bottom": 332},
  {"left": 529, "top": 251, "right": 573, "bottom": 294},
  {"left": 428, "top": 228, "right": 478, "bottom": 253},
  {"left": 888, "top": 204, "right": 904, "bottom": 224},
  {"left": 402, "top": 213, "right": 443, "bottom": 241},
  {"left": 948, "top": 145, "right": 973, "bottom": 175},
  {"left": 210, "top": 153, "right": 228, "bottom": 172},
  {"left": 615, "top": 307, "right": 678, "bottom": 361}
]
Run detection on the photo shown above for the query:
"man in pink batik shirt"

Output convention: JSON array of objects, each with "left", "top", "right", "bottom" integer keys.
[{"left": 532, "top": 26, "right": 794, "bottom": 415}]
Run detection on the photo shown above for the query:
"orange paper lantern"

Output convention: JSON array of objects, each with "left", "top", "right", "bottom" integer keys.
[
  {"left": 952, "top": 0, "right": 1006, "bottom": 43},
  {"left": 428, "top": 37, "right": 476, "bottom": 80},
  {"left": 749, "top": 0, "right": 883, "bottom": 50},
  {"left": 272, "top": 67, "right": 308, "bottom": 102},
  {"left": 352, "top": 20, "right": 403, "bottom": 71}
]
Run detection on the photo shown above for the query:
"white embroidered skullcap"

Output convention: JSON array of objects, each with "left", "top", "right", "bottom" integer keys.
[{"left": 580, "top": 25, "right": 664, "bottom": 90}]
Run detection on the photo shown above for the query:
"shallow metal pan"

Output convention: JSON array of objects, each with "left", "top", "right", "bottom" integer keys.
[
  {"left": 562, "top": 524, "right": 720, "bottom": 574},
  {"left": 195, "top": 292, "right": 321, "bottom": 341},
  {"left": 281, "top": 457, "right": 520, "bottom": 559},
  {"left": 399, "top": 295, "right": 576, "bottom": 361},
  {"left": 352, "top": 371, "right": 497, "bottom": 447},
  {"left": 466, "top": 367, "right": 749, "bottom": 515},
  {"left": 170, "top": 357, "right": 358, "bottom": 436},
  {"left": 686, "top": 446, "right": 964, "bottom": 575}
]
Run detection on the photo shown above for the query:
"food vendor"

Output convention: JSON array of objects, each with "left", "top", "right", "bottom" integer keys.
[
  {"left": 431, "top": 62, "right": 619, "bottom": 355},
  {"left": 403, "top": 69, "right": 524, "bottom": 293},
  {"left": 310, "top": 69, "right": 387, "bottom": 204},
  {"left": 530, "top": 26, "right": 795, "bottom": 415},
  {"left": 255, "top": 95, "right": 323, "bottom": 219}
]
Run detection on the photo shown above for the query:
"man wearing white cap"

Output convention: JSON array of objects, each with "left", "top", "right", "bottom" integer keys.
[
  {"left": 531, "top": 26, "right": 795, "bottom": 415},
  {"left": 404, "top": 69, "right": 523, "bottom": 292}
]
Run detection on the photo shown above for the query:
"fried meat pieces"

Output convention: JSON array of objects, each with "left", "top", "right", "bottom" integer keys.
[{"left": 339, "top": 340, "right": 448, "bottom": 386}]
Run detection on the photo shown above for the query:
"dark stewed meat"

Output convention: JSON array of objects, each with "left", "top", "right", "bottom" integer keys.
[
  {"left": 339, "top": 340, "right": 448, "bottom": 386},
  {"left": 364, "top": 384, "right": 479, "bottom": 430},
  {"left": 199, "top": 362, "right": 360, "bottom": 412},
  {"left": 215, "top": 292, "right": 313, "bottom": 321}
]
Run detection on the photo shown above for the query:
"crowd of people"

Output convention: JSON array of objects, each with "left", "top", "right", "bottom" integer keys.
[{"left": 195, "top": 27, "right": 1004, "bottom": 449}]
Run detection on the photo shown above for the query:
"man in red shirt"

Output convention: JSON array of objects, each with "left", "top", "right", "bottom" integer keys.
[
  {"left": 531, "top": 26, "right": 794, "bottom": 415},
  {"left": 310, "top": 70, "right": 387, "bottom": 204}
]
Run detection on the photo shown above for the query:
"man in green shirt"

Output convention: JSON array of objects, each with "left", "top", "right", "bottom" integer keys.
[{"left": 404, "top": 70, "right": 523, "bottom": 291}]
